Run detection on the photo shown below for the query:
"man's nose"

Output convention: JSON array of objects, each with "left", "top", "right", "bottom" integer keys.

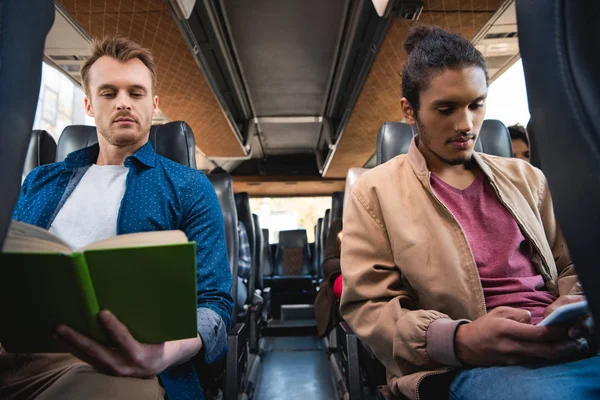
[
  {"left": 455, "top": 111, "right": 474, "bottom": 133},
  {"left": 115, "top": 92, "right": 132, "bottom": 111}
]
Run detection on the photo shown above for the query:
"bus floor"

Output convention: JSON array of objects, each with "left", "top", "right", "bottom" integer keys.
[{"left": 252, "top": 335, "right": 336, "bottom": 400}]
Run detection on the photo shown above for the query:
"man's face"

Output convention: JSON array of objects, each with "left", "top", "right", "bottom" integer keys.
[
  {"left": 401, "top": 66, "right": 488, "bottom": 166},
  {"left": 511, "top": 139, "right": 530, "bottom": 162},
  {"left": 84, "top": 56, "right": 158, "bottom": 147}
]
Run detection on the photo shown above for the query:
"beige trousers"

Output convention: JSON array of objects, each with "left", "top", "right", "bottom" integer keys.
[{"left": 0, "top": 349, "right": 165, "bottom": 400}]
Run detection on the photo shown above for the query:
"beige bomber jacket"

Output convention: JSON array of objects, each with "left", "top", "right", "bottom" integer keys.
[{"left": 340, "top": 138, "right": 582, "bottom": 400}]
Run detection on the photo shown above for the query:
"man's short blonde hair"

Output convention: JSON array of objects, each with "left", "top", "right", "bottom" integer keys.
[{"left": 80, "top": 35, "right": 157, "bottom": 95}]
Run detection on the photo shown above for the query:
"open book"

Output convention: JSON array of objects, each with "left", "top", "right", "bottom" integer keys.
[{"left": 0, "top": 221, "right": 198, "bottom": 353}]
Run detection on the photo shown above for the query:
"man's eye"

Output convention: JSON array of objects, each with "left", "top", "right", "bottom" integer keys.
[
  {"left": 131, "top": 92, "right": 144, "bottom": 97},
  {"left": 469, "top": 102, "right": 485, "bottom": 110},
  {"left": 101, "top": 92, "right": 115, "bottom": 97},
  {"left": 437, "top": 107, "right": 453, "bottom": 116}
]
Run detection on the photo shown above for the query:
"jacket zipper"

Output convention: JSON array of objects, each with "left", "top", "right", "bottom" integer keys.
[
  {"left": 485, "top": 178, "right": 553, "bottom": 282},
  {"left": 426, "top": 171, "right": 487, "bottom": 315}
]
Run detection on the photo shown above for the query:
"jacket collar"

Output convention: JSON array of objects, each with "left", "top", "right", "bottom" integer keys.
[
  {"left": 64, "top": 140, "right": 157, "bottom": 170},
  {"left": 406, "top": 136, "right": 493, "bottom": 181}
]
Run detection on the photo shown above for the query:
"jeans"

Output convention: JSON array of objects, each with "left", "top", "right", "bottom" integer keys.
[
  {"left": 449, "top": 355, "right": 600, "bottom": 400},
  {"left": 0, "top": 0, "right": 54, "bottom": 245}
]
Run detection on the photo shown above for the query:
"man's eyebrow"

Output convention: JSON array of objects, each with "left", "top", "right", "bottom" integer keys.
[
  {"left": 96, "top": 84, "right": 148, "bottom": 92},
  {"left": 97, "top": 84, "right": 117, "bottom": 92},
  {"left": 129, "top": 85, "right": 148, "bottom": 92},
  {"left": 431, "top": 94, "right": 488, "bottom": 106}
]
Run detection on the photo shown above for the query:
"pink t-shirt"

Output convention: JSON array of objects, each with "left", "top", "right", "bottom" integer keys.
[{"left": 431, "top": 172, "right": 556, "bottom": 324}]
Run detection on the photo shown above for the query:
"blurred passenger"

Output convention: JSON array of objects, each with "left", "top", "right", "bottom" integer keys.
[
  {"left": 314, "top": 218, "right": 342, "bottom": 337},
  {"left": 508, "top": 123, "right": 530, "bottom": 162}
]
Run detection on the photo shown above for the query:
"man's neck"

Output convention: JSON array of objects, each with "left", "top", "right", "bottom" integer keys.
[
  {"left": 95, "top": 136, "right": 148, "bottom": 166},
  {"left": 418, "top": 141, "right": 479, "bottom": 190}
]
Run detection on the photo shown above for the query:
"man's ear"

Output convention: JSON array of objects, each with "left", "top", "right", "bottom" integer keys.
[
  {"left": 400, "top": 97, "right": 416, "bottom": 125},
  {"left": 152, "top": 95, "right": 159, "bottom": 117},
  {"left": 84, "top": 96, "right": 94, "bottom": 118}
]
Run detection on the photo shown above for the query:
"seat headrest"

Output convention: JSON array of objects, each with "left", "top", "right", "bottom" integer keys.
[
  {"left": 278, "top": 229, "right": 308, "bottom": 248},
  {"left": 474, "top": 119, "right": 513, "bottom": 158},
  {"left": 23, "top": 130, "right": 57, "bottom": 177},
  {"left": 56, "top": 121, "right": 197, "bottom": 168},
  {"left": 376, "top": 122, "right": 414, "bottom": 165},
  {"left": 330, "top": 191, "right": 344, "bottom": 222},
  {"left": 343, "top": 167, "right": 367, "bottom": 213}
]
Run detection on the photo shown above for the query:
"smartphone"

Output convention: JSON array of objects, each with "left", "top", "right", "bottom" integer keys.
[{"left": 537, "top": 300, "right": 589, "bottom": 327}]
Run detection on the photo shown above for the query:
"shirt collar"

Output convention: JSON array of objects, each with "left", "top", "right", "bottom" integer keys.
[
  {"left": 407, "top": 135, "right": 493, "bottom": 179},
  {"left": 63, "top": 140, "right": 157, "bottom": 169}
]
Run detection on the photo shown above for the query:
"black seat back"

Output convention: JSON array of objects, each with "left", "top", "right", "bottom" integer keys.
[
  {"left": 252, "top": 213, "right": 264, "bottom": 291},
  {"left": 234, "top": 193, "right": 256, "bottom": 295},
  {"left": 474, "top": 119, "right": 513, "bottom": 157},
  {"left": 275, "top": 229, "right": 312, "bottom": 276},
  {"left": 516, "top": 0, "right": 600, "bottom": 322},
  {"left": 208, "top": 170, "right": 239, "bottom": 323},
  {"left": 56, "top": 121, "right": 197, "bottom": 168},
  {"left": 376, "top": 122, "right": 414, "bottom": 165},
  {"left": 262, "top": 229, "right": 274, "bottom": 278},
  {"left": 321, "top": 209, "right": 331, "bottom": 262},
  {"left": 331, "top": 191, "right": 344, "bottom": 223},
  {"left": 316, "top": 217, "right": 324, "bottom": 275},
  {"left": 23, "top": 130, "right": 57, "bottom": 178}
]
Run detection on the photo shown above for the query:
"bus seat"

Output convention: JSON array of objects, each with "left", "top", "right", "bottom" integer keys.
[
  {"left": 330, "top": 191, "right": 344, "bottom": 223},
  {"left": 252, "top": 214, "right": 264, "bottom": 292},
  {"left": 206, "top": 169, "right": 250, "bottom": 400},
  {"left": 517, "top": 0, "right": 600, "bottom": 323},
  {"left": 270, "top": 229, "right": 315, "bottom": 318},
  {"left": 208, "top": 170, "right": 240, "bottom": 317},
  {"left": 234, "top": 192, "right": 257, "bottom": 300},
  {"left": 314, "top": 218, "right": 324, "bottom": 279},
  {"left": 474, "top": 119, "right": 513, "bottom": 157},
  {"left": 249, "top": 213, "right": 269, "bottom": 352},
  {"left": 275, "top": 229, "right": 312, "bottom": 276},
  {"left": 321, "top": 209, "right": 331, "bottom": 261},
  {"left": 376, "top": 122, "right": 414, "bottom": 165},
  {"left": 56, "top": 121, "right": 197, "bottom": 168},
  {"left": 0, "top": 0, "right": 54, "bottom": 248},
  {"left": 261, "top": 228, "right": 274, "bottom": 322},
  {"left": 23, "top": 130, "right": 57, "bottom": 179}
]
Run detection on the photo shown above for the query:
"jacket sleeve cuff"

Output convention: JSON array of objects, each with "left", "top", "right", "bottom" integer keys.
[
  {"left": 426, "top": 318, "right": 470, "bottom": 367},
  {"left": 197, "top": 307, "right": 227, "bottom": 364}
]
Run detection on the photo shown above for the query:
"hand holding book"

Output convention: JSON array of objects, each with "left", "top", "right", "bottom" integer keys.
[{"left": 55, "top": 310, "right": 203, "bottom": 377}]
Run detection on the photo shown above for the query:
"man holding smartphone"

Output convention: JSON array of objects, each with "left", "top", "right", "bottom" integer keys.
[{"left": 341, "top": 25, "right": 597, "bottom": 400}]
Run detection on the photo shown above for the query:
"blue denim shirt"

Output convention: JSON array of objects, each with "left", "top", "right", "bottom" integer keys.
[{"left": 12, "top": 142, "right": 233, "bottom": 400}]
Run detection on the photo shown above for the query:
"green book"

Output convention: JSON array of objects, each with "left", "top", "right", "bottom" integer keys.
[{"left": 0, "top": 220, "right": 198, "bottom": 353}]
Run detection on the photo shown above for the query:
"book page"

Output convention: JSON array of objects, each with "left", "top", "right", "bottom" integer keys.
[
  {"left": 80, "top": 230, "right": 188, "bottom": 251},
  {"left": 2, "top": 221, "right": 72, "bottom": 254}
]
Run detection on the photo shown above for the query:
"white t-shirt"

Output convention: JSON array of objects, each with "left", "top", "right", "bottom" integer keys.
[{"left": 50, "top": 164, "right": 128, "bottom": 250}]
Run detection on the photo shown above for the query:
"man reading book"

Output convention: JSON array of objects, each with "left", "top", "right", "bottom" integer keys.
[{"left": 1, "top": 36, "right": 233, "bottom": 400}]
